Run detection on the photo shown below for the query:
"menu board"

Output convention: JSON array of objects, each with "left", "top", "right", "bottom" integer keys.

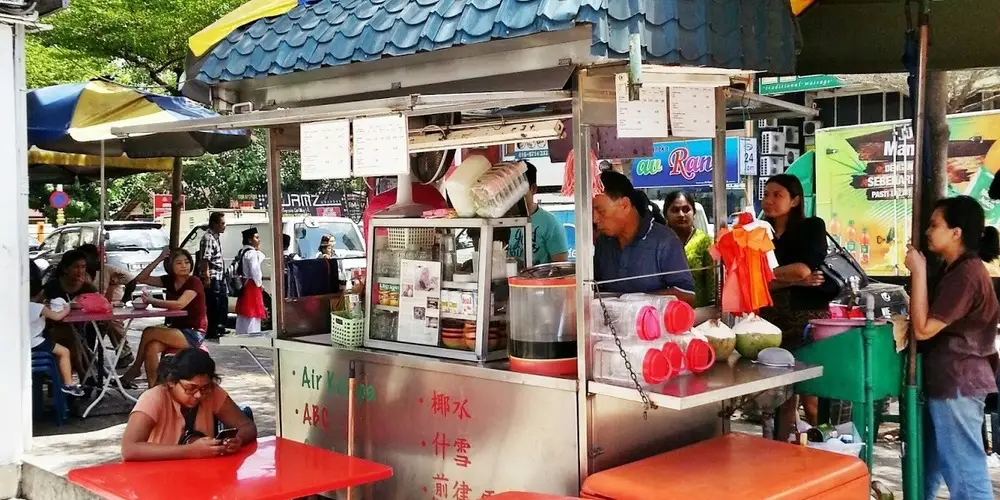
[
  {"left": 353, "top": 114, "right": 410, "bottom": 177},
  {"left": 299, "top": 119, "right": 351, "bottom": 179},
  {"left": 397, "top": 259, "right": 441, "bottom": 346},
  {"left": 614, "top": 73, "right": 669, "bottom": 138},
  {"left": 669, "top": 87, "right": 717, "bottom": 138}
]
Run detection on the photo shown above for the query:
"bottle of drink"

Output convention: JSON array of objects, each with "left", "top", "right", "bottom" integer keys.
[
  {"left": 844, "top": 220, "right": 858, "bottom": 258},
  {"left": 860, "top": 227, "right": 870, "bottom": 265},
  {"left": 829, "top": 213, "right": 842, "bottom": 244}
]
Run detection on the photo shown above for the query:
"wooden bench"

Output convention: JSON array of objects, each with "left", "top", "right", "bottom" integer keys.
[{"left": 581, "top": 433, "right": 869, "bottom": 500}]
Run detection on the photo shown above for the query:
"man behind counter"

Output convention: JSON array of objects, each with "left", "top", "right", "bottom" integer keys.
[{"left": 592, "top": 171, "right": 696, "bottom": 304}]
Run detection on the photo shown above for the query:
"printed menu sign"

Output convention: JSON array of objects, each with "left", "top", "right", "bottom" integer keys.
[
  {"left": 300, "top": 119, "right": 351, "bottom": 179},
  {"left": 398, "top": 259, "right": 442, "bottom": 346},
  {"left": 614, "top": 73, "right": 669, "bottom": 138},
  {"left": 669, "top": 87, "right": 717, "bottom": 138},
  {"left": 353, "top": 113, "right": 410, "bottom": 177}
]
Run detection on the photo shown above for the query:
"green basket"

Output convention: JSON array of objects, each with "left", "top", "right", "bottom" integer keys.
[{"left": 331, "top": 313, "right": 364, "bottom": 348}]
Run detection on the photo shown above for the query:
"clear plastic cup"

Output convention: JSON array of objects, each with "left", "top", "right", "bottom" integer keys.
[{"left": 618, "top": 293, "right": 694, "bottom": 335}]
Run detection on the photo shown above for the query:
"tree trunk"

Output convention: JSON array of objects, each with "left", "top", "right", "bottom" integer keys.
[{"left": 922, "top": 71, "right": 950, "bottom": 234}]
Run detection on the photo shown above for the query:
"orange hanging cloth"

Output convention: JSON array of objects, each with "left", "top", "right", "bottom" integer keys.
[
  {"left": 561, "top": 149, "right": 604, "bottom": 197},
  {"left": 711, "top": 213, "right": 777, "bottom": 314}
]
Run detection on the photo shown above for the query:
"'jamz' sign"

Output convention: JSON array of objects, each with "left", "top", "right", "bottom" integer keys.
[{"left": 630, "top": 137, "right": 744, "bottom": 188}]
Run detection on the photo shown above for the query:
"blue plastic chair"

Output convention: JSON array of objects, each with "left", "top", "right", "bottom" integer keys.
[{"left": 31, "top": 351, "right": 67, "bottom": 426}]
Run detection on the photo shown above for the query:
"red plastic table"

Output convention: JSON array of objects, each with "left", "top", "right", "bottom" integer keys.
[
  {"left": 489, "top": 493, "right": 582, "bottom": 499},
  {"left": 64, "top": 307, "right": 187, "bottom": 417},
  {"left": 67, "top": 436, "right": 393, "bottom": 500}
]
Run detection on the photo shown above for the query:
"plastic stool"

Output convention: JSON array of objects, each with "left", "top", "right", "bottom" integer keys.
[{"left": 31, "top": 351, "right": 67, "bottom": 426}]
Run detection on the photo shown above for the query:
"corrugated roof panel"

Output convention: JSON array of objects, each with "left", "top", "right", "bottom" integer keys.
[{"left": 195, "top": 0, "right": 796, "bottom": 84}]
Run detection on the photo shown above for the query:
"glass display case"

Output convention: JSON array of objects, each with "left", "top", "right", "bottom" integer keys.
[{"left": 364, "top": 217, "right": 532, "bottom": 362}]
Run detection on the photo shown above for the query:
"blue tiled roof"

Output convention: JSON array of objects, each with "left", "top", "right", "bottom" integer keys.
[{"left": 196, "top": 0, "right": 795, "bottom": 84}]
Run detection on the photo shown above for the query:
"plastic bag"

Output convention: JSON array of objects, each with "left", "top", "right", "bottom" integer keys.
[{"left": 76, "top": 293, "right": 112, "bottom": 314}]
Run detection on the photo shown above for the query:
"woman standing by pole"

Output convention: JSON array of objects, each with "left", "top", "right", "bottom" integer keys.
[
  {"left": 905, "top": 195, "right": 998, "bottom": 500},
  {"left": 235, "top": 227, "right": 267, "bottom": 335}
]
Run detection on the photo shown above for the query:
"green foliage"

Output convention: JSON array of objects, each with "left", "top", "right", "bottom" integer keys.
[{"left": 32, "top": 0, "right": 244, "bottom": 94}]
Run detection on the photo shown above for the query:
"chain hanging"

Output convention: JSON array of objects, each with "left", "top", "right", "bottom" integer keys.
[{"left": 592, "top": 283, "right": 657, "bottom": 419}]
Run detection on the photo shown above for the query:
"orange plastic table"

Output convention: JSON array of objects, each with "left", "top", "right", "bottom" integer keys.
[
  {"left": 581, "top": 433, "right": 868, "bottom": 500},
  {"left": 67, "top": 436, "right": 392, "bottom": 500}
]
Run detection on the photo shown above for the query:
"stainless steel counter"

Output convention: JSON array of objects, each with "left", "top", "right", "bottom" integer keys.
[
  {"left": 274, "top": 333, "right": 579, "bottom": 392},
  {"left": 589, "top": 360, "right": 822, "bottom": 410}
]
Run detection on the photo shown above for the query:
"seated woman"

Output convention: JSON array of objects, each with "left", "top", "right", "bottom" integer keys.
[
  {"left": 121, "top": 348, "right": 257, "bottom": 461},
  {"left": 43, "top": 249, "right": 98, "bottom": 378},
  {"left": 121, "top": 249, "right": 208, "bottom": 388}
]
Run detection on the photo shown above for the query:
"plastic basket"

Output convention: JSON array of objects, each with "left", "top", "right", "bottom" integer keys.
[
  {"left": 331, "top": 313, "right": 364, "bottom": 348},
  {"left": 388, "top": 227, "right": 436, "bottom": 250}
]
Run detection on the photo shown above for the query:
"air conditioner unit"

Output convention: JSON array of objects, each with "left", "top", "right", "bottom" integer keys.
[
  {"left": 781, "top": 126, "right": 801, "bottom": 145},
  {"left": 760, "top": 131, "right": 786, "bottom": 155},
  {"left": 758, "top": 177, "right": 770, "bottom": 200},
  {"left": 760, "top": 155, "right": 786, "bottom": 176},
  {"left": 785, "top": 148, "right": 801, "bottom": 165},
  {"left": 804, "top": 120, "right": 823, "bottom": 136},
  {"left": 758, "top": 119, "right": 778, "bottom": 128}
]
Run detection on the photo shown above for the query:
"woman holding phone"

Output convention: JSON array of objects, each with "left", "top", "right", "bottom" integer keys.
[{"left": 121, "top": 348, "right": 256, "bottom": 461}]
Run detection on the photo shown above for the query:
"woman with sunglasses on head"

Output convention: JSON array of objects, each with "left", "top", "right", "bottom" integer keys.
[
  {"left": 121, "top": 348, "right": 256, "bottom": 461},
  {"left": 905, "top": 196, "right": 998, "bottom": 500}
]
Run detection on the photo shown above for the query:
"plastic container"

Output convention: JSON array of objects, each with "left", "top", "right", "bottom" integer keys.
[
  {"left": 331, "top": 312, "right": 364, "bottom": 348},
  {"left": 590, "top": 297, "right": 661, "bottom": 341},
  {"left": 808, "top": 318, "right": 888, "bottom": 341},
  {"left": 445, "top": 155, "right": 493, "bottom": 217},
  {"left": 663, "top": 333, "right": 717, "bottom": 375},
  {"left": 470, "top": 161, "right": 529, "bottom": 218},
  {"left": 593, "top": 341, "right": 672, "bottom": 386},
  {"left": 619, "top": 293, "right": 694, "bottom": 335},
  {"left": 508, "top": 263, "right": 577, "bottom": 376}
]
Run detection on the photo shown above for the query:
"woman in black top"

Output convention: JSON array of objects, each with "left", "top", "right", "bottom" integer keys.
[
  {"left": 759, "top": 175, "right": 838, "bottom": 440},
  {"left": 43, "top": 249, "right": 99, "bottom": 380}
]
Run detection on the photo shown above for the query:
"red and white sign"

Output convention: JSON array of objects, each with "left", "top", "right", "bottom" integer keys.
[{"left": 153, "top": 194, "right": 185, "bottom": 219}]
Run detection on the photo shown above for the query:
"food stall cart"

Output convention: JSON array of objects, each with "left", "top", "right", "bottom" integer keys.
[{"left": 113, "top": 17, "right": 831, "bottom": 498}]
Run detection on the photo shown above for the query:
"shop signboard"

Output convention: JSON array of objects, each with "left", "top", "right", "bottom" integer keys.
[
  {"left": 630, "top": 137, "right": 743, "bottom": 189},
  {"left": 815, "top": 111, "right": 1000, "bottom": 276}
]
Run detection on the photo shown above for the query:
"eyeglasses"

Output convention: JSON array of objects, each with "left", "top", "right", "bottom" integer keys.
[{"left": 177, "top": 380, "right": 214, "bottom": 396}]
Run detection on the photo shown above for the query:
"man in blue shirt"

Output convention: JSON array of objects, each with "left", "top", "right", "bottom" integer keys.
[
  {"left": 592, "top": 172, "right": 695, "bottom": 304},
  {"left": 509, "top": 161, "right": 569, "bottom": 265}
]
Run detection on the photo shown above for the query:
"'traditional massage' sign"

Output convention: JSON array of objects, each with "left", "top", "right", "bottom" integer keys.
[{"left": 630, "top": 137, "right": 748, "bottom": 189}]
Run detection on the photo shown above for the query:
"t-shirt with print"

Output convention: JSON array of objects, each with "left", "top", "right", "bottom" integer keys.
[
  {"left": 508, "top": 207, "right": 570, "bottom": 265},
  {"left": 130, "top": 384, "right": 229, "bottom": 445},
  {"left": 922, "top": 255, "right": 1000, "bottom": 399}
]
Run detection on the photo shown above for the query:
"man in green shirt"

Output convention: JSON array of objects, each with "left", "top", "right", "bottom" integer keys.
[{"left": 509, "top": 161, "right": 569, "bottom": 265}]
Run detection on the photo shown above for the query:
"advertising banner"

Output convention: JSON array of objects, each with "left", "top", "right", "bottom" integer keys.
[
  {"left": 815, "top": 111, "right": 1000, "bottom": 276},
  {"left": 630, "top": 137, "right": 745, "bottom": 189},
  {"left": 153, "top": 194, "right": 185, "bottom": 219}
]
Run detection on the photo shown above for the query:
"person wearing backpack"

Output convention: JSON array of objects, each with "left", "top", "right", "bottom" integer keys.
[{"left": 234, "top": 227, "right": 266, "bottom": 334}]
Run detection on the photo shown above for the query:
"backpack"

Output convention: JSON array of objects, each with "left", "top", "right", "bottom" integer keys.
[{"left": 226, "top": 248, "right": 250, "bottom": 297}]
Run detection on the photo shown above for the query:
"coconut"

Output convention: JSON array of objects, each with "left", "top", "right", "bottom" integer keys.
[
  {"left": 732, "top": 314, "right": 783, "bottom": 361},
  {"left": 695, "top": 319, "right": 737, "bottom": 359}
]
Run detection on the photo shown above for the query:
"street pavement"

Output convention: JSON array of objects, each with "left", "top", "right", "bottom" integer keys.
[{"left": 23, "top": 319, "right": 1000, "bottom": 498}]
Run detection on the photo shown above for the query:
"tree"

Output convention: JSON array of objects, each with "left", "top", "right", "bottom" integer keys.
[{"left": 32, "top": 0, "right": 244, "bottom": 95}]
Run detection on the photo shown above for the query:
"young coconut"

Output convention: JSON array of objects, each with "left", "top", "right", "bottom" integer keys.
[
  {"left": 695, "top": 319, "right": 736, "bottom": 359},
  {"left": 732, "top": 314, "right": 783, "bottom": 361}
]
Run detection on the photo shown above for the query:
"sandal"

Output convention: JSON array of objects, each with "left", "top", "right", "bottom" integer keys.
[{"left": 118, "top": 378, "right": 139, "bottom": 390}]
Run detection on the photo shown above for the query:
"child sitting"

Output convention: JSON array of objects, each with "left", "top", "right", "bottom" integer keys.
[{"left": 30, "top": 266, "right": 84, "bottom": 397}]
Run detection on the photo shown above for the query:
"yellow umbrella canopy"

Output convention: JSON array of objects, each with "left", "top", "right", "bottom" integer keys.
[{"left": 28, "top": 147, "right": 173, "bottom": 184}]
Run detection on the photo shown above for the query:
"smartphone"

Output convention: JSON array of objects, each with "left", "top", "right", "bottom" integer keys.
[{"left": 216, "top": 428, "right": 239, "bottom": 441}]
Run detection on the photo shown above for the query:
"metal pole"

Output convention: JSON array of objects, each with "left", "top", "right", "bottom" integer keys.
[
  {"left": 266, "top": 129, "right": 285, "bottom": 337},
  {"left": 347, "top": 360, "right": 356, "bottom": 499},
  {"left": 711, "top": 87, "right": 728, "bottom": 308},
  {"left": 571, "top": 70, "right": 595, "bottom": 484},
  {"left": 99, "top": 139, "right": 106, "bottom": 285},
  {"left": 169, "top": 157, "right": 183, "bottom": 248},
  {"left": 908, "top": 3, "right": 929, "bottom": 388}
]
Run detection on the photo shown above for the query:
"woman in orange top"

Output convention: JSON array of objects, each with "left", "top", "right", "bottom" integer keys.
[{"left": 121, "top": 348, "right": 257, "bottom": 461}]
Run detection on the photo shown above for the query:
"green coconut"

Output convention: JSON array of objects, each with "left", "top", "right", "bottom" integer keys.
[
  {"left": 695, "top": 319, "right": 737, "bottom": 359},
  {"left": 733, "top": 314, "right": 783, "bottom": 361}
]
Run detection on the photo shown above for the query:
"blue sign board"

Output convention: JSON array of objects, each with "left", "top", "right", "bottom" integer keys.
[{"left": 631, "top": 137, "right": 741, "bottom": 189}]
